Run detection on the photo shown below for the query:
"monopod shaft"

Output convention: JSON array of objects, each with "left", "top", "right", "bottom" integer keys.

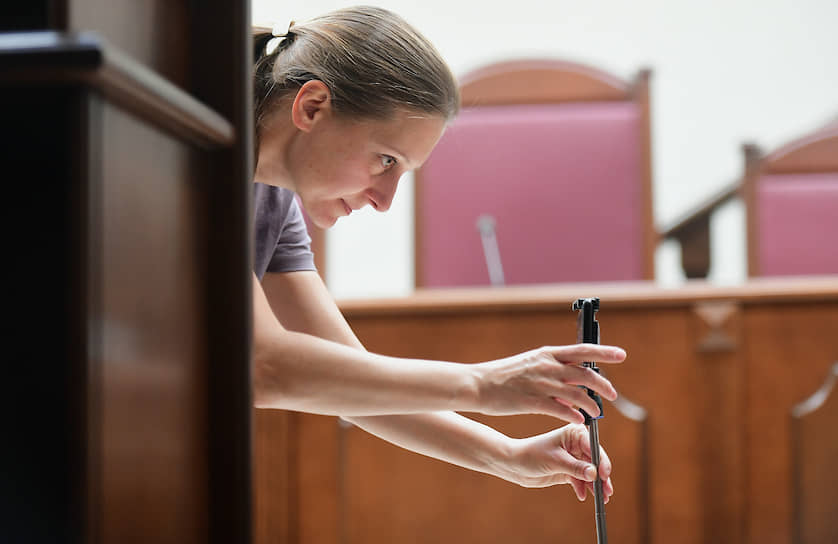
[{"left": 573, "top": 297, "right": 608, "bottom": 544}]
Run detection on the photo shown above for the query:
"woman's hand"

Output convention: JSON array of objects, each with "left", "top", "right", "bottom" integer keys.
[
  {"left": 473, "top": 344, "right": 625, "bottom": 424},
  {"left": 500, "top": 424, "right": 614, "bottom": 502}
]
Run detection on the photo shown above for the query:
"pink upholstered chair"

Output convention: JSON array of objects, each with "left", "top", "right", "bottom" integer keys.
[
  {"left": 413, "top": 59, "right": 656, "bottom": 287},
  {"left": 743, "top": 121, "right": 838, "bottom": 277}
]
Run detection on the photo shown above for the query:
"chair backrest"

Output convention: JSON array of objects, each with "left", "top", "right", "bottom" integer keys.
[
  {"left": 744, "top": 122, "right": 838, "bottom": 277},
  {"left": 414, "top": 59, "right": 655, "bottom": 287}
]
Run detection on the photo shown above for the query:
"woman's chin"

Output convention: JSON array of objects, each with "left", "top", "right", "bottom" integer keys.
[{"left": 311, "top": 213, "right": 338, "bottom": 229}]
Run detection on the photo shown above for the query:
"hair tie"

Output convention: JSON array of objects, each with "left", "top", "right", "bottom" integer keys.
[{"left": 266, "top": 20, "right": 296, "bottom": 55}]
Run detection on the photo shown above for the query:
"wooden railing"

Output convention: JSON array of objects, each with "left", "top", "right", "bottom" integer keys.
[{"left": 255, "top": 276, "right": 838, "bottom": 544}]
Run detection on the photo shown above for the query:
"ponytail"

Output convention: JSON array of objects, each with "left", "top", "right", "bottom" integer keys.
[{"left": 251, "top": 7, "right": 459, "bottom": 155}]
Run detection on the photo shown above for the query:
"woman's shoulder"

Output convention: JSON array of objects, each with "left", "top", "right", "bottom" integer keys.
[{"left": 253, "top": 183, "right": 297, "bottom": 214}]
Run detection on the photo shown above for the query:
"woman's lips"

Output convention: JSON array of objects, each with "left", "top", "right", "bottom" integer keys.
[{"left": 341, "top": 199, "right": 352, "bottom": 216}]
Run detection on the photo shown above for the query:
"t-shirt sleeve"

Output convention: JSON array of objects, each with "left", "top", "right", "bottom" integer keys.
[{"left": 265, "top": 194, "right": 316, "bottom": 274}]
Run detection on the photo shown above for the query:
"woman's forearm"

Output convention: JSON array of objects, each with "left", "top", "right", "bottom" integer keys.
[
  {"left": 253, "top": 327, "right": 480, "bottom": 415},
  {"left": 343, "top": 412, "right": 515, "bottom": 482},
  {"left": 253, "top": 272, "right": 481, "bottom": 416}
]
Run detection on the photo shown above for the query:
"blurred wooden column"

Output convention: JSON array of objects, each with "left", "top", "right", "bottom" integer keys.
[
  {"left": 1, "top": 1, "right": 252, "bottom": 543},
  {"left": 690, "top": 301, "right": 745, "bottom": 542}
]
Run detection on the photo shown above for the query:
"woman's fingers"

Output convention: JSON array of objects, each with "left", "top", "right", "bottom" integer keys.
[
  {"left": 545, "top": 397, "right": 586, "bottom": 424},
  {"left": 555, "top": 364, "right": 618, "bottom": 402},
  {"left": 551, "top": 396, "right": 590, "bottom": 424},
  {"left": 550, "top": 376, "right": 600, "bottom": 423},
  {"left": 554, "top": 448, "right": 598, "bottom": 483},
  {"left": 570, "top": 477, "right": 587, "bottom": 501},
  {"left": 573, "top": 427, "right": 613, "bottom": 482},
  {"left": 545, "top": 344, "right": 626, "bottom": 365},
  {"left": 562, "top": 426, "right": 614, "bottom": 501},
  {"left": 476, "top": 343, "right": 626, "bottom": 421}
]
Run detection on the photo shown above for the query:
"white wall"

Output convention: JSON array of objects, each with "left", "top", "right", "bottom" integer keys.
[{"left": 252, "top": 0, "right": 838, "bottom": 298}]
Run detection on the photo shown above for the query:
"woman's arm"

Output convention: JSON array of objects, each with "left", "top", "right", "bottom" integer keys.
[
  {"left": 342, "top": 412, "right": 612, "bottom": 499},
  {"left": 256, "top": 270, "right": 617, "bottom": 494},
  {"left": 255, "top": 271, "right": 622, "bottom": 417},
  {"left": 254, "top": 271, "right": 474, "bottom": 414}
]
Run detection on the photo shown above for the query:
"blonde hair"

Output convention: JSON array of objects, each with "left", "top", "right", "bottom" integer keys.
[{"left": 253, "top": 6, "right": 459, "bottom": 141}]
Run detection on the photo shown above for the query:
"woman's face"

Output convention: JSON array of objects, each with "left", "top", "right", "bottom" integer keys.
[{"left": 289, "top": 108, "right": 447, "bottom": 229}]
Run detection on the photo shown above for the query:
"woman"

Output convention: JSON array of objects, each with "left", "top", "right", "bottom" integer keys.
[{"left": 251, "top": 6, "right": 625, "bottom": 501}]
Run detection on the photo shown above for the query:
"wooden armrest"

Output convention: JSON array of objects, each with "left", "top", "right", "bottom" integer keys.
[{"left": 659, "top": 182, "right": 740, "bottom": 279}]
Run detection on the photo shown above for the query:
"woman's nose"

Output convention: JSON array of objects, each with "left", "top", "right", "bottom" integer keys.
[{"left": 368, "top": 174, "right": 400, "bottom": 212}]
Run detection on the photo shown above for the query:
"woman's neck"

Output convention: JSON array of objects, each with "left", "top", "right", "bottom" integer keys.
[{"left": 253, "top": 111, "right": 296, "bottom": 190}]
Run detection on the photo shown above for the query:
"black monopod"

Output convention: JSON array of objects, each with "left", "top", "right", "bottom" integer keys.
[{"left": 573, "top": 297, "right": 607, "bottom": 544}]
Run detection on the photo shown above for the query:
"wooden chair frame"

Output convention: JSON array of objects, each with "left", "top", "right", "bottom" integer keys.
[
  {"left": 662, "top": 119, "right": 838, "bottom": 280},
  {"left": 742, "top": 122, "right": 838, "bottom": 277},
  {"left": 413, "top": 58, "right": 656, "bottom": 287}
]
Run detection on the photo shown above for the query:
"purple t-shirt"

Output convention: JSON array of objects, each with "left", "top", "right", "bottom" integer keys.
[{"left": 253, "top": 182, "right": 316, "bottom": 280}]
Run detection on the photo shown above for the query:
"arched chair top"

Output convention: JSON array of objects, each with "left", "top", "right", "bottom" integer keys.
[
  {"left": 752, "top": 122, "right": 838, "bottom": 174},
  {"left": 458, "top": 58, "right": 650, "bottom": 106}
]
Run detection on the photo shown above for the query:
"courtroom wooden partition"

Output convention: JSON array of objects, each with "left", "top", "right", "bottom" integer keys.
[
  {"left": 2, "top": 3, "right": 252, "bottom": 543},
  {"left": 255, "top": 277, "right": 838, "bottom": 544}
]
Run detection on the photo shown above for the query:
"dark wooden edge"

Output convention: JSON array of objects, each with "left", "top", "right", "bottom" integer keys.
[
  {"left": 81, "top": 92, "right": 105, "bottom": 544},
  {"left": 789, "top": 362, "right": 838, "bottom": 544},
  {"left": 189, "top": 2, "right": 253, "bottom": 542},
  {"left": 632, "top": 68, "right": 657, "bottom": 280},
  {"left": 0, "top": 31, "right": 235, "bottom": 149},
  {"left": 742, "top": 143, "right": 764, "bottom": 277},
  {"left": 339, "top": 275, "right": 838, "bottom": 316},
  {"left": 611, "top": 395, "right": 650, "bottom": 544}
]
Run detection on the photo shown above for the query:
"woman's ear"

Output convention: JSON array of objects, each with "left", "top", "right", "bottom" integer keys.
[{"left": 290, "top": 80, "right": 332, "bottom": 132}]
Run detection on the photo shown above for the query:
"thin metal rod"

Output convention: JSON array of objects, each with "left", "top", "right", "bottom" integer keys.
[
  {"left": 587, "top": 418, "right": 608, "bottom": 544},
  {"left": 476, "top": 214, "right": 505, "bottom": 286}
]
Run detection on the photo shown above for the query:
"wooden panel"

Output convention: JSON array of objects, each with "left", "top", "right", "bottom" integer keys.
[
  {"left": 255, "top": 279, "right": 838, "bottom": 544},
  {"left": 790, "top": 363, "right": 838, "bottom": 544},
  {"left": 744, "top": 304, "right": 838, "bottom": 543},
  {"left": 297, "top": 414, "right": 343, "bottom": 544},
  {"left": 253, "top": 409, "right": 296, "bottom": 544},
  {"left": 255, "top": 412, "right": 343, "bottom": 544},
  {"left": 96, "top": 102, "right": 209, "bottom": 543},
  {"left": 342, "top": 400, "right": 648, "bottom": 544},
  {"left": 334, "top": 300, "right": 710, "bottom": 543},
  {"left": 690, "top": 301, "right": 745, "bottom": 542}
]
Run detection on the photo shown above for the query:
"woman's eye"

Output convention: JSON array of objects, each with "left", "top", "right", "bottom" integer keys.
[{"left": 380, "top": 155, "right": 397, "bottom": 170}]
